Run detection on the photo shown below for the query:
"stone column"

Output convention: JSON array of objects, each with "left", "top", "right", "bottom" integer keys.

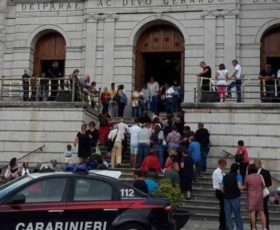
[
  {"left": 102, "top": 14, "right": 118, "bottom": 88},
  {"left": 0, "top": 0, "right": 7, "bottom": 76},
  {"left": 203, "top": 15, "right": 216, "bottom": 73},
  {"left": 84, "top": 14, "right": 98, "bottom": 78},
  {"left": 224, "top": 14, "right": 237, "bottom": 71}
]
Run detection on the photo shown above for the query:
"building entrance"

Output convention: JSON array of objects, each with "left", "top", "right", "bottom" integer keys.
[
  {"left": 34, "top": 32, "right": 66, "bottom": 76},
  {"left": 135, "top": 24, "right": 184, "bottom": 90},
  {"left": 143, "top": 52, "right": 181, "bottom": 86}
]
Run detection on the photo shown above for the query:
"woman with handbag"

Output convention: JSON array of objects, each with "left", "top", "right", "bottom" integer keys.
[
  {"left": 245, "top": 164, "right": 267, "bottom": 230},
  {"left": 235, "top": 140, "right": 250, "bottom": 182}
]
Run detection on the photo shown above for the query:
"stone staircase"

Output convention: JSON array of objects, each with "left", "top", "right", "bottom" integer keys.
[{"left": 117, "top": 163, "right": 280, "bottom": 228}]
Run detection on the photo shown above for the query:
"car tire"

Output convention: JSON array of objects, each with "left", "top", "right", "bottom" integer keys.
[{"left": 119, "top": 223, "right": 146, "bottom": 230}]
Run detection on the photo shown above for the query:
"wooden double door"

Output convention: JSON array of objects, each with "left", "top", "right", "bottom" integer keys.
[
  {"left": 34, "top": 32, "right": 66, "bottom": 76},
  {"left": 261, "top": 26, "right": 280, "bottom": 72},
  {"left": 135, "top": 25, "right": 185, "bottom": 89}
]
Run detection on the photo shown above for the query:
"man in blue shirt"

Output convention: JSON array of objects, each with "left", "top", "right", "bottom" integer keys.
[{"left": 188, "top": 136, "right": 202, "bottom": 181}]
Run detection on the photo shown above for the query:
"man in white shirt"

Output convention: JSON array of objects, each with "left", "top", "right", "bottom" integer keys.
[
  {"left": 108, "top": 125, "right": 124, "bottom": 168},
  {"left": 117, "top": 119, "right": 129, "bottom": 156},
  {"left": 147, "top": 77, "right": 159, "bottom": 113},
  {"left": 137, "top": 123, "right": 152, "bottom": 166},
  {"left": 212, "top": 158, "right": 227, "bottom": 230},
  {"left": 129, "top": 119, "right": 142, "bottom": 168},
  {"left": 165, "top": 83, "right": 175, "bottom": 114},
  {"left": 227, "top": 59, "right": 243, "bottom": 102}
]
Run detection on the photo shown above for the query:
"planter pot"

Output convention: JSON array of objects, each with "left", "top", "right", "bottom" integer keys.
[{"left": 172, "top": 208, "right": 192, "bottom": 230}]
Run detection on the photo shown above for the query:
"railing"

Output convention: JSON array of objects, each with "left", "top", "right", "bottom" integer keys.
[
  {"left": 195, "top": 76, "right": 280, "bottom": 103},
  {"left": 0, "top": 145, "right": 45, "bottom": 171},
  {"left": 0, "top": 76, "right": 101, "bottom": 108}
]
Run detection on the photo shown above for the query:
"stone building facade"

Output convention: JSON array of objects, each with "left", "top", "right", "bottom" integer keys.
[{"left": 0, "top": 0, "right": 279, "bottom": 102}]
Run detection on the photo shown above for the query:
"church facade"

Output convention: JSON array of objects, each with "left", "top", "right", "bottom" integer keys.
[{"left": 0, "top": 0, "right": 280, "bottom": 102}]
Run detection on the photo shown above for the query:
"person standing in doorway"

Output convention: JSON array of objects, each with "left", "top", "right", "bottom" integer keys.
[
  {"left": 48, "top": 61, "right": 62, "bottom": 100},
  {"left": 259, "top": 64, "right": 276, "bottom": 101},
  {"left": 196, "top": 61, "right": 212, "bottom": 92},
  {"left": 222, "top": 163, "right": 244, "bottom": 230},
  {"left": 131, "top": 88, "right": 141, "bottom": 118},
  {"left": 254, "top": 159, "right": 272, "bottom": 230},
  {"left": 195, "top": 122, "right": 210, "bottom": 172},
  {"left": 147, "top": 76, "right": 159, "bottom": 113},
  {"left": 22, "top": 69, "right": 30, "bottom": 101},
  {"left": 212, "top": 158, "right": 227, "bottom": 230},
  {"left": 227, "top": 59, "right": 243, "bottom": 102},
  {"left": 165, "top": 82, "right": 175, "bottom": 114}
]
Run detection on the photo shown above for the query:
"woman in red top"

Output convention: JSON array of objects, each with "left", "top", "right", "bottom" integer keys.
[
  {"left": 100, "top": 87, "right": 111, "bottom": 115},
  {"left": 140, "top": 151, "right": 161, "bottom": 174},
  {"left": 235, "top": 140, "right": 250, "bottom": 182}
]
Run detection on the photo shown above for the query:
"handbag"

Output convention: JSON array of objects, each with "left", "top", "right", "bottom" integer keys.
[
  {"left": 235, "top": 153, "right": 244, "bottom": 163},
  {"left": 261, "top": 175, "right": 270, "bottom": 198},
  {"left": 107, "top": 130, "right": 118, "bottom": 152}
]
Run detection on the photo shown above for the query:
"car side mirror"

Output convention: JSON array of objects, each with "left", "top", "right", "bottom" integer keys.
[{"left": 8, "top": 194, "right": 26, "bottom": 205}]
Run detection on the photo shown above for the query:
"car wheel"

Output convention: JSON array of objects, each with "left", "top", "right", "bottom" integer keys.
[{"left": 119, "top": 223, "right": 146, "bottom": 230}]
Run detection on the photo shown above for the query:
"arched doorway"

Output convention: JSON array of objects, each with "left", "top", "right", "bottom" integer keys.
[
  {"left": 261, "top": 25, "right": 280, "bottom": 72},
  {"left": 34, "top": 32, "right": 66, "bottom": 76},
  {"left": 135, "top": 24, "right": 185, "bottom": 90}
]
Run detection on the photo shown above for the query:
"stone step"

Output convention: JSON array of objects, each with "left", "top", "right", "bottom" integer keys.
[
  {"left": 183, "top": 200, "right": 280, "bottom": 212},
  {"left": 183, "top": 204, "right": 280, "bottom": 219}
]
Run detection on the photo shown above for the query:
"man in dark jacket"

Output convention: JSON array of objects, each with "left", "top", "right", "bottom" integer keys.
[
  {"left": 195, "top": 122, "right": 210, "bottom": 172},
  {"left": 254, "top": 159, "right": 272, "bottom": 230},
  {"left": 22, "top": 69, "right": 30, "bottom": 101},
  {"left": 222, "top": 163, "right": 244, "bottom": 230}
]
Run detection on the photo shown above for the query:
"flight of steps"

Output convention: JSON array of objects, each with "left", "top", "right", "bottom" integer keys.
[{"left": 117, "top": 163, "right": 280, "bottom": 227}]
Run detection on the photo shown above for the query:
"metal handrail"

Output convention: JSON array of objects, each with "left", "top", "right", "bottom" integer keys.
[
  {"left": 196, "top": 76, "right": 280, "bottom": 103},
  {"left": 0, "top": 76, "right": 101, "bottom": 107},
  {"left": 0, "top": 145, "right": 45, "bottom": 171}
]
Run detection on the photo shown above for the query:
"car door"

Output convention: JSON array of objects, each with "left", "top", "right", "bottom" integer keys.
[
  {"left": 65, "top": 177, "right": 121, "bottom": 230},
  {"left": 1, "top": 176, "right": 68, "bottom": 230}
]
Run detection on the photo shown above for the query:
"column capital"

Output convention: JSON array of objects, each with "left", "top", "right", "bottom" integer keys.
[
  {"left": 201, "top": 9, "right": 239, "bottom": 18},
  {"left": 104, "top": 13, "right": 119, "bottom": 22}
]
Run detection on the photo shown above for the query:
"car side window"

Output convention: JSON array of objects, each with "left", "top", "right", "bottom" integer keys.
[
  {"left": 12, "top": 178, "right": 67, "bottom": 203},
  {"left": 73, "top": 178, "right": 112, "bottom": 201}
]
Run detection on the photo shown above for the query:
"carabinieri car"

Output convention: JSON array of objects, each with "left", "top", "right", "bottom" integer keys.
[{"left": 0, "top": 171, "right": 176, "bottom": 230}]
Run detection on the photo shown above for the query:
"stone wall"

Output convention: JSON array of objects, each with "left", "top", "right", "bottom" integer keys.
[
  {"left": 0, "top": 102, "right": 98, "bottom": 163},
  {"left": 183, "top": 103, "right": 280, "bottom": 171},
  {"left": 0, "top": 0, "right": 279, "bottom": 103}
]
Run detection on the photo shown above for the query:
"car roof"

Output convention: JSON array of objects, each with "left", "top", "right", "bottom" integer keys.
[{"left": 28, "top": 171, "right": 121, "bottom": 183}]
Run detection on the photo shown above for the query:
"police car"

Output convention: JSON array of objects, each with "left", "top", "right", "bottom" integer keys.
[{"left": 0, "top": 171, "right": 177, "bottom": 230}]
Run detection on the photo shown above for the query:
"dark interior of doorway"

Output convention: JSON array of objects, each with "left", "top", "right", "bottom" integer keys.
[
  {"left": 266, "top": 57, "right": 280, "bottom": 74},
  {"left": 143, "top": 52, "right": 181, "bottom": 87},
  {"left": 40, "top": 60, "right": 65, "bottom": 77}
]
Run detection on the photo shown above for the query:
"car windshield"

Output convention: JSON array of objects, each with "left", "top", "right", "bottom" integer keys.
[{"left": 0, "top": 176, "right": 32, "bottom": 201}]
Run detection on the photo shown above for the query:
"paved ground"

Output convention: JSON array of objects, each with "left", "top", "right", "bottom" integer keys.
[{"left": 182, "top": 217, "right": 279, "bottom": 230}]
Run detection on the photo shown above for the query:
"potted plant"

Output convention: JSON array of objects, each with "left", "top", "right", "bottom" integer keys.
[{"left": 155, "top": 179, "right": 191, "bottom": 230}]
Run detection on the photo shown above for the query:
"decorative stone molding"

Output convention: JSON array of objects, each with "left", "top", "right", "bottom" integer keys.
[
  {"left": 201, "top": 9, "right": 239, "bottom": 18},
  {"left": 85, "top": 13, "right": 119, "bottom": 23}
]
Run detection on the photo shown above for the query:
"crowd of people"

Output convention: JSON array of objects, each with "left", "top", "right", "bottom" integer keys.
[
  {"left": 212, "top": 155, "right": 274, "bottom": 230},
  {"left": 69, "top": 112, "right": 211, "bottom": 200},
  {"left": 197, "top": 59, "right": 280, "bottom": 103},
  {"left": 22, "top": 64, "right": 182, "bottom": 117},
  {"left": 196, "top": 60, "right": 243, "bottom": 103}
]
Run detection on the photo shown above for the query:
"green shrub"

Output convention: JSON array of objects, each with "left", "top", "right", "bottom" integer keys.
[{"left": 155, "top": 179, "right": 184, "bottom": 209}]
